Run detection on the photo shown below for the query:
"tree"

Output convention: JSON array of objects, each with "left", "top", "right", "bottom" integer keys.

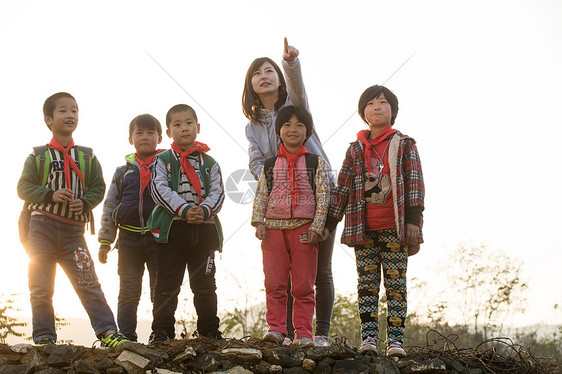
[
  {"left": 445, "top": 243, "right": 528, "bottom": 339},
  {"left": 0, "top": 294, "right": 26, "bottom": 343}
]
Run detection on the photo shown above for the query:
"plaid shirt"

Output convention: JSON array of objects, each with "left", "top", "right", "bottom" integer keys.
[{"left": 326, "top": 131, "right": 424, "bottom": 247}]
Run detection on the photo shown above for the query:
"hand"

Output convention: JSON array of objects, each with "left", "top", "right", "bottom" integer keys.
[
  {"left": 405, "top": 223, "right": 419, "bottom": 244},
  {"left": 305, "top": 230, "right": 321, "bottom": 245},
  {"left": 98, "top": 245, "right": 110, "bottom": 264},
  {"left": 69, "top": 199, "right": 84, "bottom": 215},
  {"left": 320, "top": 228, "right": 330, "bottom": 242},
  {"left": 255, "top": 224, "right": 266, "bottom": 240},
  {"left": 52, "top": 188, "right": 73, "bottom": 203},
  {"left": 185, "top": 206, "right": 205, "bottom": 224},
  {"left": 283, "top": 37, "right": 299, "bottom": 61}
]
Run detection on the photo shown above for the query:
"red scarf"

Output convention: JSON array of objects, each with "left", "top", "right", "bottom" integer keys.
[
  {"left": 135, "top": 150, "right": 164, "bottom": 203},
  {"left": 277, "top": 144, "right": 310, "bottom": 209},
  {"left": 171, "top": 142, "right": 210, "bottom": 203},
  {"left": 48, "top": 137, "right": 84, "bottom": 189},
  {"left": 357, "top": 126, "right": 397, "bottom": 174}
]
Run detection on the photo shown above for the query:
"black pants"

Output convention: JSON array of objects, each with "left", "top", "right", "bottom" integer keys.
[{"left": 151, "top": 221, "right": 219, "bottom": 338}]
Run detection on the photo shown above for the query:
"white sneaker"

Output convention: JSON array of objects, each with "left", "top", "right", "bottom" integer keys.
[
  {"left": 358, "top": 336, "right": 379, "bottom": 354},
  {"left": 386, "top": 339, "right": 406, "bottom": 358},
  {"left": 313, "top": 335, "right": 332, "bottom": 347}
]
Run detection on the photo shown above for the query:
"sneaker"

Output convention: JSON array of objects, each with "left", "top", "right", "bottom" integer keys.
[
  {"left": 36, "top": 337, "right": 56, "bottom": 346},
  {"left": 263, "top": 331, "right": 285, "bottom": 345},
  {"left": 386, "top": 339, "right": 406, "bottom": 358},
  {"left": 294, "top": 337, "right": 314, "bottom": 348},
  {"left": 148, "top": 330, "right": 170, "bottom": 344},
  {"left": 282, "top": 337, "right": 292, "bottom": 346},
  {"left": 201, "top": 330, "right": 224, "bottom": 340},
  {"left": 100, "top": 332, "right": 128, "bottom": 348},
  {"left": 358, "top": 336, "right": 379, "bottom": 354},
  {"left": 313, "top": 335, "right": 332, "bottom": 347}
]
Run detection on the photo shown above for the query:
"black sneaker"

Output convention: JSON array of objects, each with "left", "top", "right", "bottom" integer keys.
[
  {"left": 148, "top": 330, "right": 170, "bottom": 344},
  {"left": 36, "top": 337, "right": 56, "bottom": 346},
  {"left": 201, "top": 330, "right": 223, "bottom": 340}
]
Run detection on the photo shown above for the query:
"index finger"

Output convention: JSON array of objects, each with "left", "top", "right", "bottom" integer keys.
[{"left": 284, "top": 37, "right": 289, "bottom": 53}]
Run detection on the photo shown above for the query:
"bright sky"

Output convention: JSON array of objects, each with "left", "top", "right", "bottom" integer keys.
[{"left": 1, "top": 0, "right": 561, "bottom": 344}]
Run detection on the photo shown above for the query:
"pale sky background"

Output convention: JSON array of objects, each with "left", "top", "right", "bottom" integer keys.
[{"left": 1, "top": 0, "right": 561, "bottom": 345}]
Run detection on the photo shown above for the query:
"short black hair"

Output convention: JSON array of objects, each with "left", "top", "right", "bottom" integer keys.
[
  {"left": 358, "top": 85, "right": 399, "bottom": 125},
  {"left": 275, "top": 105, "right": 314, "bottom": 140},
  {"left": 43, "top": 92, "right": 77, "bottom": 118},
  {"left": 165, "top": 104, "right": 198, "bottom": 128},
  {"left": 129, "top": 114, "right": 162, "bottom": 137}
]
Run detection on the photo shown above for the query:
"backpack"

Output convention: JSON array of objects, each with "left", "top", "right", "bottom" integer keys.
[
  {"left": 263, "top": 154, "right": 319, "bottom": 195},
  {"left": 18, "top": 145, "right": 93, "bottom": 250}
]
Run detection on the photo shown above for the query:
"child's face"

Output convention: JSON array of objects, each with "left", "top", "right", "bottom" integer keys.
[
  {"left": 129, "top": 125, "right": 162, "bottom": 158},
  {"left": 251, "top": 61, "right": 280, "bottom": 98},
  {"left": 363, "top": 93, "right": 392, "bottom": 129},
  {"left": 279, "top": 114, "right": 307, "bottom": 152},
  {"left": 166, "top": 110, "right": 200, "bottom": 149},
  {"left": 45, "top": 97, "right": 78, "bottom": 137}
]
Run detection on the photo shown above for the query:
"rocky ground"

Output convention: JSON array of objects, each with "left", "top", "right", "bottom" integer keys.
[{"left": 0, "top": 336, "right": 560, "bottom": 374}]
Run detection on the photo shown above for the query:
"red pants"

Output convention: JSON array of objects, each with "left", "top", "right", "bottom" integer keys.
[{"left": 262, "top": 223, "right": 318, "bottom": 339}]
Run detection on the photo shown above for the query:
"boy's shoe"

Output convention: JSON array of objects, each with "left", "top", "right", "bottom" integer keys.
[
  {"left": 386, "top": 339, "right": 407, "bottom": 358},
  {"left": 148, "top": 330, "right": 170, "bottom": 344},
  {"left": 358, "top": 336, "right": 379, "bottom": 354},
  {"left": 100, "top": 332, "right": 129, "bottom": 348},
  {"left": 313, "top": 335, "right": 332, "bottom": 347},
  {"left": 36, "top": 338, "right": 56, "bottom": 346},
  {"left": 294, "top": 337, "right": 314, "bottom": 348},
  {"left": 202, "top": 330, "right": 224, "bottom": 340},
  {"left": 282, "top": 337, "right": 292, "bottom": 346},
  {"left": 263, "top": 331, "right": 285, "bottom": 345}
]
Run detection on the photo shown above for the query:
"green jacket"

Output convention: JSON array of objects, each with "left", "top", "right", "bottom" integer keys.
[{"left": 147, "top": 149, "right": 224, "bottom": 250}]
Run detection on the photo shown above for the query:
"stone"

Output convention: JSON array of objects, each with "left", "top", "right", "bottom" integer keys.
[
  {"left": 221, "top": 348, "right": 262, "bottom": 365},
  {"left": 442, "top": 358, "right": 466, "bottom": 372},
  {"left": 121, "top": 342, "right": 169, "bottom": 362},
  {"left": 211, "top": 367, "right": 253, "bottom": 374},
  {"left": 106, "top": 368, "right": 126, "bottom": 374},
  {"left": 73, "top": 359, "right": 100, "bottom": 374},
  {"left": 172, "top": 346, "right": 196, "bottom": 363},
  {"left": 96, "top": 357, "right": 115, "bottom": 371},
  {"left": 146, "top": 369, "right": 182, "bottom": 374},
  {"left": 302, "top": 358, "right": 316, "bottom": 372},
  {"left": 282, "top": 368, "right": 309, "bottom": 374},
  {"left": 116, "top": 351, "right": 150, "bottom": 374},
  {"left": 0, "top": 364, "right": 34, "bottom": 374},
  {"left": 312, "top": 361, "right": 331, "bottom": 374},
  {"left": 44, "top": 345, "right": 85, "bottom": 367},
  {"left": 269, "top": 364, "right": 282, "bottom": 373},
  {"left": 409, "top": 358, "right": 446, "bottom": 374},
  {"left": 267, "top": 349, "right": 304, "bottom": 367},
  {"left": 0, "top": 346, "right": 11, "bottom": 354},
  {"left": 10, "top": 344, "right": 33, "bottom": 354},
  {"left": 34, "top": 368, "right": 65, "bottom": 374},
  {"left": 0, "top": 354, "right": 22, "bottom": 365},
  {"left": 332, "top": 359, "right": 369, "bottom": 374},
  {"left": 187, "top": 352, "right": 222, "bottom": 372},
  {"left": 306, "top": 345, "right": 356, "bottom": 361}
]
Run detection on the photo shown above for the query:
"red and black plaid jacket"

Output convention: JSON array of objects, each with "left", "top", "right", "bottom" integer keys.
[{"left": 326, "top": 131, "right": 424, "bottom": 249}]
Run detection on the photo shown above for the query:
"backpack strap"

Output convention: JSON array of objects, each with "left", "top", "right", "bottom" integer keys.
[
  {"left": 32, "top": 145, "right": 50, "bottom": 186},
  {"left": 75, "top": 145, "right": 93, "bottom": 189}
]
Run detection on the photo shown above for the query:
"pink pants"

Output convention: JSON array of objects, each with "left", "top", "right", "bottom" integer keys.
[{"left": 262, "top": 223, "right": 318, "bottom": 339}]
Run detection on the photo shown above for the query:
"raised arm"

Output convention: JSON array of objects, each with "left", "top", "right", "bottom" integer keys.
[{"left": 282, "top": 37, "right": 309, "bottom": 112}]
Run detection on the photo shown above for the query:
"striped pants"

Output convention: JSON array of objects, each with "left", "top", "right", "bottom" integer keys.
[{"left": 354, "top": 229, "right": 407, "bottom": 342}]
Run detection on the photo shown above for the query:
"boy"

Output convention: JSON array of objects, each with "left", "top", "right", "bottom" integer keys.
[
  {"left": 325, "top": 85, "right": 424, "bottom": 357},
  {"left": 147, "top": 104, "right": 224, "bottom": 343},
  {"left": 17, "top": 92, "right": 126, "bottom": 347},
  {"left": 252, "top": 105, "right": 329, "bottom": 348},
  {"left": 97, "top": 114, "right": 163, "bottom": 342}
]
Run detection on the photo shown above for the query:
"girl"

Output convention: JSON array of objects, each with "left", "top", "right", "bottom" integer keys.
[
  {"left": 252, "top": 105, "right": 329, "bottom": 348},
  {"left": 325, "top": 85, "right": 425, "bottom": 357},
  {"left": 243, "top": 38, "right": 335, "bottom": 347}
]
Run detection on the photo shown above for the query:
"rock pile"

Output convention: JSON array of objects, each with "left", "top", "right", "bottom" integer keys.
[{"left": 0, "top": 337, "right": 556, "bottom": 374}]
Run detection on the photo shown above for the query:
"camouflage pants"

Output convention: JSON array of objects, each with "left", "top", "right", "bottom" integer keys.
[{"left": 354, "top": 229, "right": 408, "bottom": 342}]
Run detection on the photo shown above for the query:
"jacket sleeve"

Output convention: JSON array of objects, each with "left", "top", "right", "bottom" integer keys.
[
  {"left": 97, "top": 166, "right": 123, "bottom": 245},
  {"left": 150, "top": 157, "right": 190, "bottom": 217},
  {"left": 309, "top": 156, "right": 329, "bottom": 235},
  {"left": 200, "top": 161, "right": 225, "bottom": 219},
  {"left": 325, "top": 146, "right": 354, "bottom": 231},
  {"left": 17, "top": 154, "right": 51, "bottom": 203},
  {"left": 246, "top": 124, "right": 266, "bottom": 180},
  {"left": 80, "top": 154, "right": 106, "bottom": 212},
  {"left": 282, "top": 58, "right": 309, "bottom": 112},
  {"left": 251, "top": 171, "right": 269, "bottom": 226},
  {"left": 403, "top": 140, "right": 425, "bottom": 226}
]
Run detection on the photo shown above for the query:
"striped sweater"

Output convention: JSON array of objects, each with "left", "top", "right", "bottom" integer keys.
[{"left": 17, "top": 145, "right": 105, "bottom": 224}]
